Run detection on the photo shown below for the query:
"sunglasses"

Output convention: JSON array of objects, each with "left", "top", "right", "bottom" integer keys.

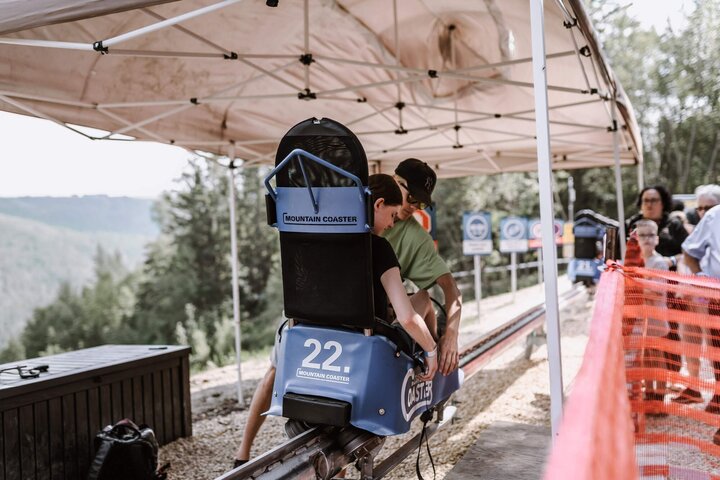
[
  {"left": 696, "top": 205, "right": 717, "bottom": 213},
  {"left": 0, "top": 364, "right": 49, "bottom": 379},
  {"left": 397, "top": 181, "right": 428, "bottom": 210}
]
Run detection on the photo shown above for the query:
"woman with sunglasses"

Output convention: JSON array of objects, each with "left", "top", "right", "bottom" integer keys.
[
  {"left": 369, "top": 173, "right": 438, "bottom": 381},
  {"left": 626, "top": 185, "right": 690, "bottom": 382}
]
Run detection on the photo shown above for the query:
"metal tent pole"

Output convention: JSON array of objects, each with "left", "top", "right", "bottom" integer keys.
[
  {"left": 510, "top": 251, "right": 518, "bottom": 302},
  {"left": 568, "top": 176, "right": 575, "bottom": 222},
  {"left": 529, "top": 0, "right": 563, "bottom": 439},
  {"left": 537, "top": 247, "right": 543, "bottom": 285},
  {"left": 638, "top": 163, "right": 644, "bottom": 191},
  {"left": 103, "top": 0, "right": 243, "bottom": 48},
  {"left": 611, "top": 100, "right": 627, "bottom": 259},
  {"left": 473, "top": 255, "right": 482, "bottom": 323},
  {"left": 228, "top": 145, "right": 245, "bottom": 405}
]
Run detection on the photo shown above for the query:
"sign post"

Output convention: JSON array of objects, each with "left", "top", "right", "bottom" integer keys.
[
  {"left": 528, "top": 218, "right": 564, "bottom": 288},
  {"left": 499, "top": 216, "right": 529, "bottom": 302},
  {"left": 529, "top": 218, "right": 543, "bottom": 286},
  {"left": 473, "top": 255, "right": 482, "bottom": 322},
  {"left": 463, "top": 212, "right": 493, "bottom": 323}
]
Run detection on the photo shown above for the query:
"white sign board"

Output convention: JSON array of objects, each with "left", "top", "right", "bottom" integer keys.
[
  {"left": 463, "top": 211, "right": 493, "bottom": 256},
  {"left": 528, "top": 218, "right": 564, "bottom": 249},
  {"left": 499, "top": 216, "right": 529, "bottom": 253}
]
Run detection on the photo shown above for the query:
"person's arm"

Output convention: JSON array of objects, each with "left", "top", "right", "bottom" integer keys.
[
  {"left": 683, "top": 251, "right": 702, "bottom": 274},
  {"left": 435, "top": 272, "right": 462, "bottom": 376},
  {"left": 381, "top": 267, "right": 437, "bottom": 381}
]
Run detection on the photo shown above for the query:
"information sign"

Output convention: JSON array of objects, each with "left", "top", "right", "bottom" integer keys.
[
  {"left": 413, "top": 205, "right": 437, "bottom": 241},
  {"left": 528, "top": 218, "right": 564, "bottom": 248},
  {"left": 499, "top": 216, "right": 529, "bottom": 253},
  {"left": 462, "top": 211, "right": 493, "bottom": 256}
]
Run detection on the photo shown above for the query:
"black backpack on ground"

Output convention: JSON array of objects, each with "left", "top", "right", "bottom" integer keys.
[{"left": 87, "top": 419, "right": 169, "bottom": 480}]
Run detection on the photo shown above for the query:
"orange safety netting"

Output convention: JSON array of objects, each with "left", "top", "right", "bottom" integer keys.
[{"left": 545, "top": 266, "right": 720, "bottom": 480}]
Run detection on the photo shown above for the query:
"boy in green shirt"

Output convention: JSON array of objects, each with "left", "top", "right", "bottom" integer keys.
[{"left": 384, "top": 158, "right": 462, "bottom": 376}]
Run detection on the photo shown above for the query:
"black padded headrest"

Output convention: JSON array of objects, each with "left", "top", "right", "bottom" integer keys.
[{"left": 275, "top": 117, "right": 368, "bottom": 188}]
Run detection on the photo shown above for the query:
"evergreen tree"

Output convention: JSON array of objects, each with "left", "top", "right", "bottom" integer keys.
[
  {"left": 129, "top": 159, "right": 233, "bottom": 345},
  {"left": 18, "top": 247, "right": 135, "bottom": 358},
  {"left": 0, "top": 338, "right": 25, "bottom": 363},
  {"left": 235, "top": 165, "right": 282, "bottom": 346},
  {"left": 127, "top": 159, "right": 281, "bottom": 362}
]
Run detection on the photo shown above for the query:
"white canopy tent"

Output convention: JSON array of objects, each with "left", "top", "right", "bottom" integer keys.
[{"left": 0, "top": 0, "right": 642, "bottom": 436}]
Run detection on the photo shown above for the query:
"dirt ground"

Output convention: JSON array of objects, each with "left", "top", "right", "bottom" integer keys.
[{"left": 159, "top": 278, "right": 592, "bottom": 479}]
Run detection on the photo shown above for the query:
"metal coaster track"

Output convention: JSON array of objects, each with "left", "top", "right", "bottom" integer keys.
[{"left": 217, "top": 284, "right": 585, "bottom": 480}]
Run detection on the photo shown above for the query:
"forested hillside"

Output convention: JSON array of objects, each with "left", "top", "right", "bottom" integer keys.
[
  {"left": 0, "top": 204, "right": 154, "bottom": 347},
  {"left": 0, "top": 196, "right": 158, "bottom": 235},
  {"left": 0, "top": 162, "right": 282, "bottom": 369}
]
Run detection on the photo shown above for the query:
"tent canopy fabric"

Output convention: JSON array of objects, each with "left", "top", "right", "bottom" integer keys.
[{"left": 0, "top": 0, "right": 642, "bottom": 178}]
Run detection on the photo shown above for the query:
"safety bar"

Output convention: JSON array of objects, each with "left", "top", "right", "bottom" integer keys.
[{"left": 264, "top": 148, "right": 366, "bottom": 214}]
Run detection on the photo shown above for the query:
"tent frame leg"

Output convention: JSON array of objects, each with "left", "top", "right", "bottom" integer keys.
[
  {"left": 611, "top": 99, "right": 627, "bottom": 259},
  {"left": 529, "top": 0, "right": 563, "bottom": 440},
  {"left": 228, "top": 146, "right": 245, "bottom": 405}
]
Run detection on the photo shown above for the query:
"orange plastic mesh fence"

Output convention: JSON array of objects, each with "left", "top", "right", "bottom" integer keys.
[
  {"left": 545, "top": 266, "right": 720, "bottom": 480},
  {"left": 544, "top": 270, "right": 637, "bottom": 480}
]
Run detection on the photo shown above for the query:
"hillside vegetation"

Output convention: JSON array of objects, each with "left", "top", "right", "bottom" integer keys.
[
  {"left": 0, "top": 209, "right": 153, "bottom": 348},
  {"left": 0, "top": 196, "right": 158, "bottom": 235}
]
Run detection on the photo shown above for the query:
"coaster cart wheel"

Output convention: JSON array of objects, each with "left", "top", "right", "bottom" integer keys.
[{"left": 285, "top": 419, "right": 313, "bottom": 438}]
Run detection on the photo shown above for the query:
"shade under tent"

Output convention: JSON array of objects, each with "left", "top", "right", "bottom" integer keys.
[{"left": 0, "top": 0, "right": 643, "bottom": 436}]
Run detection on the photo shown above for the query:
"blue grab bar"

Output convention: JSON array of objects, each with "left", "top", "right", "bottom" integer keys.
[{"left": 264, "top": 149, "right": 366, "bottom": 213}]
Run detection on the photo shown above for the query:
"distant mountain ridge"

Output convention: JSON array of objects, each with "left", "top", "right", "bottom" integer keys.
[
  {"left": 0, "top": 196, "right": 158, "bottom": 235},
  {"left": 0, "top": 196, "right": 158, "bottom": 348}
]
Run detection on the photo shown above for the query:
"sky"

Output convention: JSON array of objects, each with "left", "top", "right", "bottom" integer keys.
[
  {"left": 0, "top": 1, "right": 693, "bottom": 198},
  {"left": 0, "top": 112, "right": 190, "bottom": 198},
  {"left": 625, "top": 0, "right": 691, "bottom": 31}
]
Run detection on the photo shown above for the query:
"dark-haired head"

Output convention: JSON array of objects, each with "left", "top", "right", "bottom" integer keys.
[
  {"left": 369, "top": 174, "right": 402, "bottom": 206},
  {"left": 636, "top": 185, "right": 672, "bottom": 213}
]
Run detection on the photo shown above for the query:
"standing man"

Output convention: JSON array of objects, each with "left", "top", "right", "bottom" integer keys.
[
  {"left": 384, "top": 158, "right": 463, "bottom": 375},
  {"left": 681, "top": 193, "right": 720, "bottom": 445},
  {"left": 674, "top": 185, "right": 720, "bottom": 405},
  {"left": 683, "top": 202, "right": 720, "bottom": 277},
  {"left": 232, "top": 158, "right": 462, "bottom": 466}
]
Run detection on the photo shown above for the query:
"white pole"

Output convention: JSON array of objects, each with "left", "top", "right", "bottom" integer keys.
[
  {"left": 474, "top": 255, "right": 482, "bottom": 323},
  {"left": 228, "top": 146, "right": 244, "bottom": 405},
  {"left": 103, "top": 0, "right": 243, "bottom": 48},
  {"left": 611, "top": 100, "right": 627, "bottom": 259},
  {"left": 529, "top": 0, "right": 564, "bottom": 438},
  {"left": 0, "top": 38, "right": 92, "bottom": 50},
  {"left": 510, "top": 252, "right": 517, "bottom": 302},
  {"left": 538, "top": 247, "right": 544, "bottom": 285},
  {"left": 568, "top": 176, "right": 575, "bottom": 222}
]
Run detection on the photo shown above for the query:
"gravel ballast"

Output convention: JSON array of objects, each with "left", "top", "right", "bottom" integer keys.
[{"left": 159, "top": 281, "right": 592, "bottom": 479}]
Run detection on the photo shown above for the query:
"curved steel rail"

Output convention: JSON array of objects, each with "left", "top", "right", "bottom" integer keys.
[{"left": 219, "top": 284, "right": 586, "bottom": 480}]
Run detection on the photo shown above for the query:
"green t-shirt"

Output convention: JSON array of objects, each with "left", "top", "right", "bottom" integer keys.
[{"left": 381, "top": 216, "right": 450, "bottom": 290}]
